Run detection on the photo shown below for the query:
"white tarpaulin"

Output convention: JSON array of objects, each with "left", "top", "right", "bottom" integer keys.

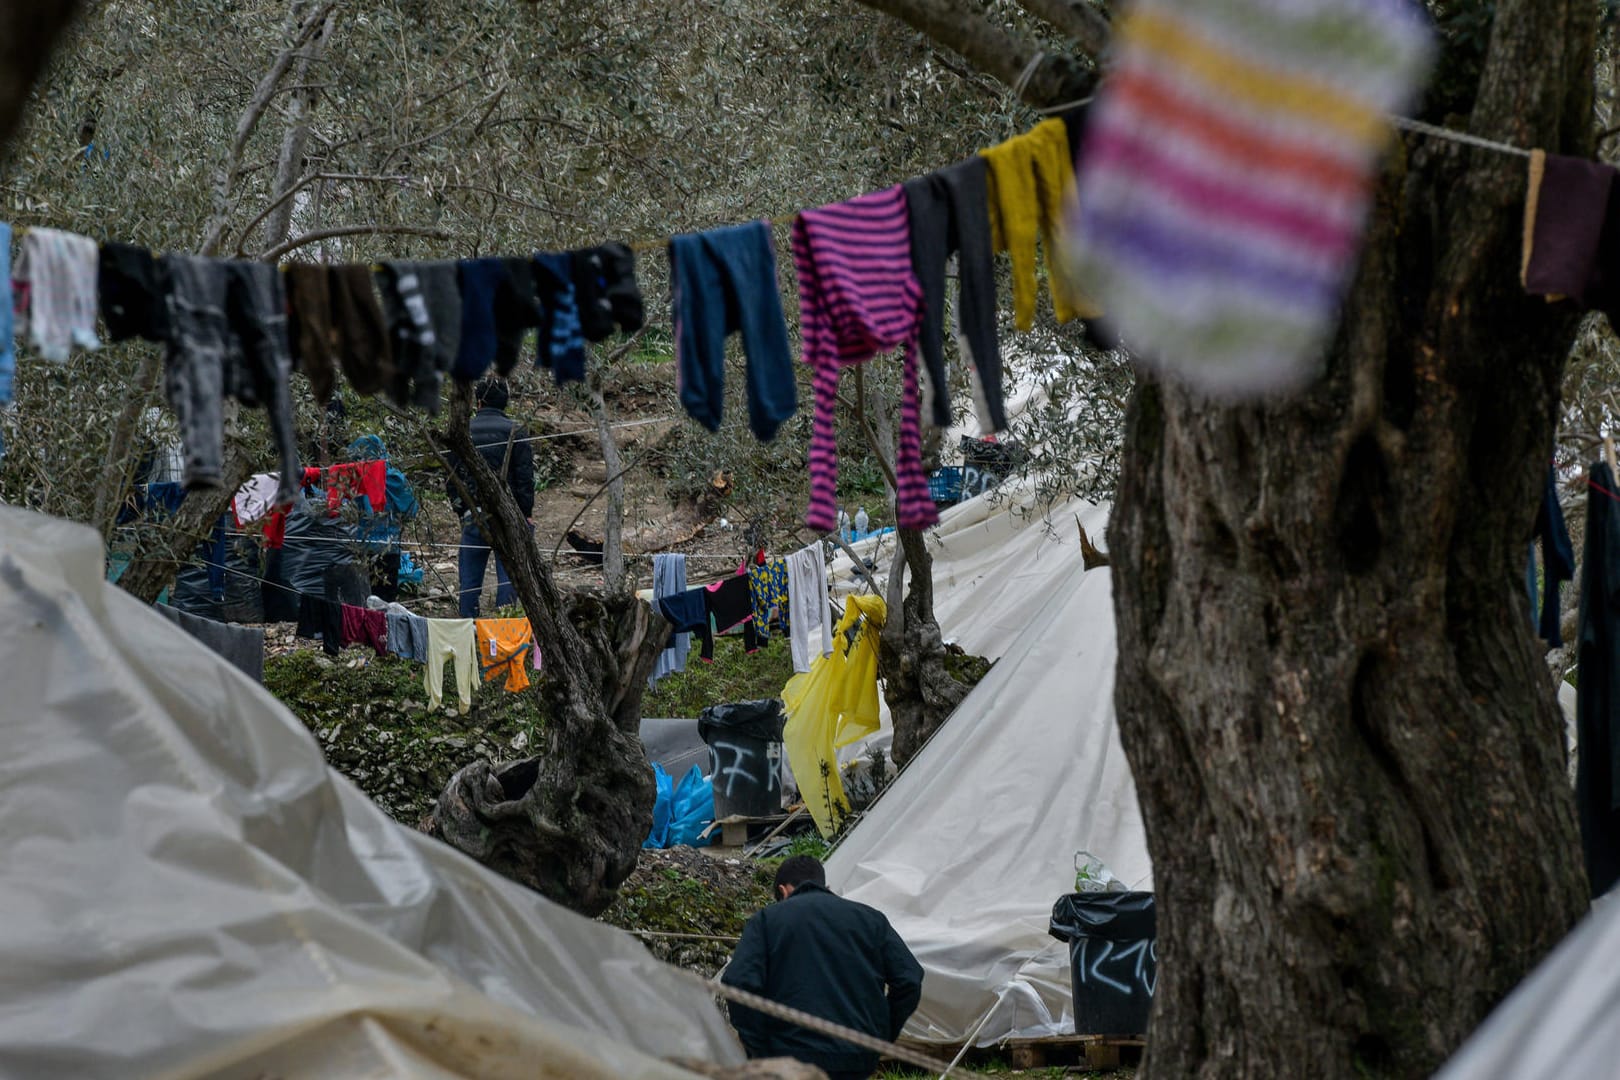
[
  {"left": 825, "top": 492, "right": 1151, "bottom": 1046},
  {"left": 1435, "top": 893, "right": 1618, "bottom": 1080},
  {"left": 0, "top": 507, "right": 741, "bottom": 1079}
]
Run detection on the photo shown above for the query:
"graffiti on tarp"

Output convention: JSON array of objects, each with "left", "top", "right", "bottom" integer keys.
[
  {"left": 1074, "top": 937, "right": 1158, "bottom": 997},
  {"left": 708, "top": 740, "right": 782, "bottom": 799},
  {"left": 960, "top": 465, "right": 1005, "bottom": 499}
]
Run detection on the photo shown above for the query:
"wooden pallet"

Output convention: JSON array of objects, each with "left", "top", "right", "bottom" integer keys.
[
  {"left": 702, "top": 813, "right": 790, "bottom": 848},
  {"left": 895, "top": 1034, "right": 1145, "bottom": 1072}
]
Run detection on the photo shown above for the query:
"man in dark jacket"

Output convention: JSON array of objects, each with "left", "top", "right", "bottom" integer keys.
[
  {"left": 447, "top": 377, "right": 534, "bottom": 617},
  {"left": 722, "top": 856, "right": 923, "bottom": 1080}
]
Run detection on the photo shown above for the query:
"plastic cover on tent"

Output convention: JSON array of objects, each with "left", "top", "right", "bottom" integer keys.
[
  {"left": 0, "top": 507, "right": 741, "bottom": 1079},
  {"left": 1435, "top": 893, "right": 1619, "bottom": 1080},
  {"left": 825, "top": 494, "right": 1151, "bottom": 1046}
]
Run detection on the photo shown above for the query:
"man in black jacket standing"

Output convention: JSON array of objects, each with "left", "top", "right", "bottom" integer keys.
[
  {"left": 722, "top": 856, "right": 923, "bottom": 1080},
  {"left": 448, "top": 377, "right": 534, "bottom": 617}
]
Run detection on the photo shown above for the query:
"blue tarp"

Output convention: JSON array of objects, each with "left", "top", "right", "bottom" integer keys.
[{"left": 643, "top": 763, "right": 715, "bottom": 849}]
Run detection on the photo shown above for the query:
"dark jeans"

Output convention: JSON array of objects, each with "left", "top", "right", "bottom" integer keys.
[{"left": 458, "top": 522, "right": 515, "bottom": 617}]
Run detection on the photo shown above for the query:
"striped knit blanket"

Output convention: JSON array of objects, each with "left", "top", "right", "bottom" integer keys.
[
  {"left": 793, "top": 186, "right": 938, "bottom": 533},
  {"left": 1071, "top": 0, "right": 1432, "bottom": 398}
]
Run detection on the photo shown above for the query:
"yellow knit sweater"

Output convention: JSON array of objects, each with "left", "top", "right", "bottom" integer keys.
[{"left": 981, "top": 117, "right": 1102, "bottom": 330}]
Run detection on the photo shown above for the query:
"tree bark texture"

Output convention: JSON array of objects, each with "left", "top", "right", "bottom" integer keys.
[
  {"left": 586, "top": 375, "right": 628, "bottom": 594},
  {"left": 431, "top": 381, "right": 662, "bottom": 916},
  {"left": 1108, "top": 4, "right": 1597, "bottom": 1077},
  {"left": 881, "top": 527, "right": 971, "bottom": 765},
  {"left": 0, "top": 0, "right": 80, "bottom": 154}
]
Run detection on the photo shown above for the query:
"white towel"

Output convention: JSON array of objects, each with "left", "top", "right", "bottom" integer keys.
[
  {"left": 786, "top": 543, "right": 833, "bottom": 674},
  {"left": 15, "top": 227, "right": 101, "bottom": 362}
]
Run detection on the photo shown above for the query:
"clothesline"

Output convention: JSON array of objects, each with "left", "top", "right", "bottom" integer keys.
[
  {"left": 1388, "top": 114, "right": 1532, "bottom": 159},
  {"left": 220, "top": 528, "right": 753, "bottom": 560}
]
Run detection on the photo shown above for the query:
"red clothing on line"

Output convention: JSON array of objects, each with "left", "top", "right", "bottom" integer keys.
[{"left": 325, "top": 460, "right": 387, "bottom": 514}]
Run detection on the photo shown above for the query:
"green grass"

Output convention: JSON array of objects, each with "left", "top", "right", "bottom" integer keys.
[{"left": 642, "top": 630, "right": 796, "bottom": 718}]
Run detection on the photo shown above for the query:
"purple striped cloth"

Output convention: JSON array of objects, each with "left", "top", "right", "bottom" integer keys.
[{"left": 792, "top": 186, "right": 938, "bottom": 532}]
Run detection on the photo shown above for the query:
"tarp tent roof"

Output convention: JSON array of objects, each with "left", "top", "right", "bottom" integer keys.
[
  {"left": 0, "top": 507, "right": 741, "bottom": 1079},
  {"left": 1435, "top": 894, "right": 1618, "bottom": 1079},
  {"left": 825, "top": 488, "right": 1151, "bottom": 1046}
]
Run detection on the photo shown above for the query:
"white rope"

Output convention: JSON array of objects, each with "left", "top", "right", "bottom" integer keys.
[
  {"left": 1390, "top": 114, "right": 1531, "bottom": 159},
  {"left": 1010, "top": 51, "right": 1046, "bottom": 102}
]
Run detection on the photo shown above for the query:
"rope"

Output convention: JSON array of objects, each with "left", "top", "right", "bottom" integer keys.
[
  {"left": 687, "top": 972, "right": 981, "bottom": 1077},
  {"left": 1010, "top": 51, "right": 1046, "bottom": 102},
  {"left": 1389, "top": 114, "right": 1531, "bottom": 159},
  {"left": 628, "top": 930, "right": 742, "bottom": 943}
]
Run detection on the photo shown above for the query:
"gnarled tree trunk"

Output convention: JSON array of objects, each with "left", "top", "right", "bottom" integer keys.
[
  {"left": 432, "top": 380, "right": 663, "bottom": 915},
  {"left": 880, "top": 527, "right": 971, "bottom": 765},
  {"left": 1108, "top": 4, "right": 1595, "bottom": 1077}
]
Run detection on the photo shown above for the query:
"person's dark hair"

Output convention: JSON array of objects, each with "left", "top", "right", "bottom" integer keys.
[
  {"left": 774, "top": 855, "right": 826, "bottom": 894},
  {"left": 474, "top": 377, "right": 509, "bottom": 412}
]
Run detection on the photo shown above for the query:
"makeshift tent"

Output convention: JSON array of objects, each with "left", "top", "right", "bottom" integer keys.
[
  {"left": 1434, "top": 893, "right": 1619, "bottom": 1079},
  {"left": 0, "top": 506, "right": 741, "bottom": 1079},
  {"left": 824, "top": 489, "right": 1151, "bottom": 1046}
]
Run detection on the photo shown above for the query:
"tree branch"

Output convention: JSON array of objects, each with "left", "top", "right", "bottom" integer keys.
[
  {"left": 1010, "top": 0, "right": 1110, "bottom": 61},
  {"left": 235, "top": 172, "right": 411, "bottom": 257},
  {"left": 854, "top": 0, "right": 1096, "bottom": 108},
  {"left": 258, "top": 223, "right": 452, "bottom": 262}
]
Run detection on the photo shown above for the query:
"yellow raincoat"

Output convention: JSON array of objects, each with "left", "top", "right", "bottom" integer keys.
[{"left": 781, "top": 594, "right": 886, "bottom": 838}]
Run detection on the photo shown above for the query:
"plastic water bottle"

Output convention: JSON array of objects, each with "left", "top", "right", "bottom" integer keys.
[{"left": 854, "top": 506, "right": 869, "bottom": 537}]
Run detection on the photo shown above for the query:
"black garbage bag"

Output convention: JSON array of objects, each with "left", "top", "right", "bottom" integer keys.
[
  {"left": 1050, "top": 891, "right": 1157, "bottom": 1036},
  {"left": 697, "top": 699, "right": 786, "bottom": 745},
  {"left": 1049, "top": 891, "right": 1157, "bottom": 943}
]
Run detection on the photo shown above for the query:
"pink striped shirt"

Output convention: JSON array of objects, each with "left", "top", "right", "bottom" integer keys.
[{"left": 792, "top": 186, "right": 938, "bottom": 532}]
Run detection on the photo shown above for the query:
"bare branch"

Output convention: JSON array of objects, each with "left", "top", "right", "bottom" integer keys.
[
  {"left": 258, "top": 223, "right": 452, "bottom": 262},
  {"left": 1010, "top": 0, "right": 1110, "bottom": 61},
  {"left": 854, "top": 0, "right": 1096, "bottom": 108},
  {"left": 236, "top": 172, "right": 411, "bottom": 257}
]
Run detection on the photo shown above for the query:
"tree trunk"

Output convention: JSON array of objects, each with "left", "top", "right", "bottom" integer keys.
[
  {"left": 1107, "top": 4, "right": 1596, "bottom": 1077},
  {"left": 431, "top": 380, "right": 661, "bottom": 915},
  {"left": 586, "top": 374, "right": 628, "bottom": 594},
  {"left": 880, "top": 526, "right": 971, "bottom": 765},
  {"left": 0, "top": 1, "right": 80, "bottom": 153}
]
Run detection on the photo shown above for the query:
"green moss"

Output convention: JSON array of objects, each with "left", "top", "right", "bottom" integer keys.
[
  {"left": 265, "top": 648, "right": 554, "bottom": 826},
  {"left": 642, "top": 631, "right": 797, "bottom": 718}
]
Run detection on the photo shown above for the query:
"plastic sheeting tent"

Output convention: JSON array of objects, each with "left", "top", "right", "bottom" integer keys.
[
  {"left": 824, "top": 489, "right": 1151, "bottom": 1046},
  {"left": 0, "top": 506, "right": 742, "bottom": 1079},
  {"left": 1435, "top": 893, "right": 1618, "bottom": 1080}
]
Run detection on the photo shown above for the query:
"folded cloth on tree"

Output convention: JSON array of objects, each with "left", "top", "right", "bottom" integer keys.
[{"left": 1069, "top": 0, "right": 1434, "bottom": 399}]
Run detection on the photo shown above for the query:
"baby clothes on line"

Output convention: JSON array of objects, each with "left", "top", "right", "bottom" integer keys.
[
  {"left": 650, "top": 552, "right": 690, "bottom": 687},
  {"left": 749, "top": 556, "right": 790, "bottom": 643},
  {"left": 1071, "top": 0, "right": 1432, "bottom": 397},
  {"left": 424, "top": 617, "right": 477, "bottom": 714},
  {"left": 904, "top": 157, "right": 1005, "bottom": 431},
  {"left": 341, "top": 603, "right": 388, "bottom": 657},
  {"left": 475, "top": 617, "right": 535, "bottom": 692},
  {"left": 572, "top": 242, "right": 644, "bottom": 342},
  {"left": 704, "top": 574, "right": 759, "bottom": 657},
  {"left": 785, "top": 543, "right": 833, "bottom": 674},
  {"left": 386, "top": 602, "right": 429, "bottom": 662},
  {"left": 375, "top": 260, "right": 459, "bottom": 413},
  {"left": 99, "top": 241, "right": 170, "bottom": 343},
  {"left": 793, "top": 186, "right": 937, "bottom": 532},
  {"left": 295, "top": 594, "right": 345, "bottom": 657},
  {"left": 15, "top": 226, "right": 101, "bottom": 362},
  {"left": 658, "top": 588, "right": 713, "bottom": 662},
  {"left": 981, "top": 118, "right": 1097, "bottom": 333},
  {"left": 669, "top": 220, "right": 797, "bottom": 440},
  {"left": 533, "top": 252, "right": 586, "bottom": 385}
]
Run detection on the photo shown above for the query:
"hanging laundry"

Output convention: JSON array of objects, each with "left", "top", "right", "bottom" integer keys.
[
  {"left": 982, "top": 118, "right": 1098, "bottom": 334},
  {"left": 155, "top": 603, "right": 266, "bottom": 684},
  {"left": 375, "top": 259, "right": 460, "bottom": 413},
  {"left": 0, "top": 223, "right": 12, "bottom": 407},
  {"left": 749, "top": 555, "right": 790, "bottom": 644},
  {"left": 658, "top": 587, "right": 713, "bottom": 661},
  {"left": 1521, "top": 151, "right": 1620, "bottom": 327},
  {"left": 1530, "top": 465, "right": 1575, "bottom": 647},
  {"left": 704, "top": 574, "right": 760, "bottom": 657},
  {"left": 572, "top": 241, "right": 645, "bottom": 341},
  {"left": 904, "top": 157, "right": 1004, "bottom": 431},
  {"left": 496, "top": 257, "right": 544, "bottom": 377},
  {"left": 386, "top": 602, "right": 429, "bottom": 662},
  {"left": 785, "top": 543, "right": 833, "bottom": 674},
  {"left": 14, "top": 226, "right": 101, "bottom": 362},
  {"left": 1071, "top": 0, "right": 1432, "bottom": 398},
  {"left": 340, "top": 603, "right": 388, "bottom": 657},
  {"left": 424, "top": 617, "right": 477, "bottom": 714},
  {"left": 781, "top": 594, "right": 887, "bottom": 838},
  {"left": 532, "top": 252, "right": 586, "bottom": 385},
  {"left": 222, "top": 260, "right": 302, "bottom": 506},
  {"left": 232, "top": 473, "right": 281, "bottom": 526},
  {"left": 99, "top": 241, "right": 170, "bottom": 343},
  {"left": 649, "top": 552, "right": 690, "bottom": 687},
  {"left": 454, "top": 257, "right": 540, "bottom": 382},
  {"left": 793, "top": 187, "right": 937, "bottom": 532},
  {"left": 325, "top": 460, "right": 387, "bottom": 516},
  {"left": 284, "top": 263, "right": 394, "bottom": 400},
  {"left": 475, "top": 617, "right": 536, "bottom": 693},
  {"left": 669, "top": 221, "right": 797, "bottom": 440},
  {"left": 1577, "top": 461, "right": 1620, "bottom": 898},
  {"left": 295, "top": 594, "right": 345, "bottom": 657}
]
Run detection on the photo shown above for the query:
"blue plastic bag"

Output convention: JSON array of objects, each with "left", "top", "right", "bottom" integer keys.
[
  {"left": 643, "top": 763, "right": 675, "bottom": 849},
  {"left": 667, "top": 765, "right": 715, "bottom": 848}
]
